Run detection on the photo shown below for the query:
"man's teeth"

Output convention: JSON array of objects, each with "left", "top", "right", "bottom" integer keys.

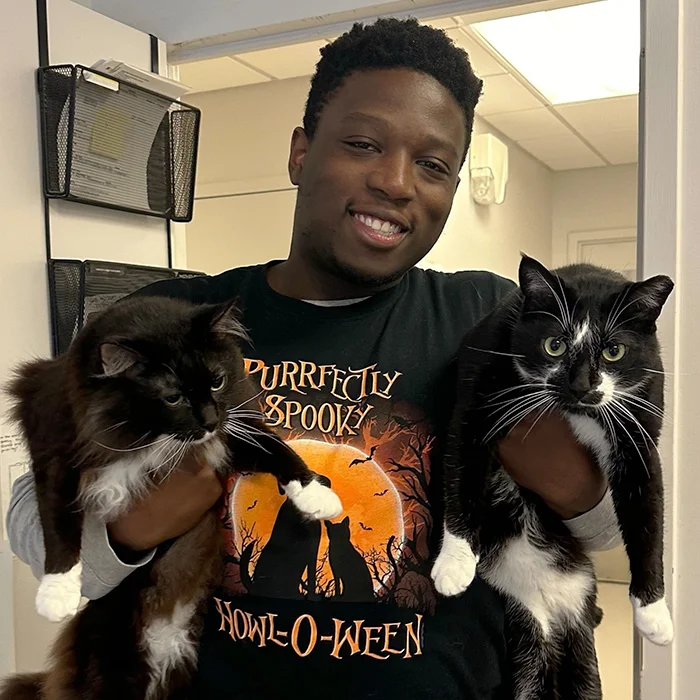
[{"left": 355, "top": 213, "right": 403, "bottom": 235}]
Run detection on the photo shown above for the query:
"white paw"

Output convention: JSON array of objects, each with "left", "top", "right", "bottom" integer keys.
[
  {"left": 36, "top": 563, "right": 83, "bottom": 622},
  {"left": 431, "top": 531, "right": 478, "bottom": 597},
  {"left": 284, "top": 480, "right": 343, "bottom": 520},
  {"left": 632, "top": 596, "right": 674, "bottom": 646}
]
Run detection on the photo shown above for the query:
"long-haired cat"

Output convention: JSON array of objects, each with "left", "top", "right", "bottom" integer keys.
[
  {"left": 431, "top": 255, "right": 673, "bottom": 700},
  {"left": 1, "top": 295, "right": 342, "bottom": 700}
]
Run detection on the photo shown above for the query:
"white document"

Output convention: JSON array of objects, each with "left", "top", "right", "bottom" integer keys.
[{"left": 0, "top": 426, "right": 30, "bottom": 541}]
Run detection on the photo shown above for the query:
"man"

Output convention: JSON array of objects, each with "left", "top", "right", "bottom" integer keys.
[{"left": 9, "top": 18, "right": 618, "bottom": 699}]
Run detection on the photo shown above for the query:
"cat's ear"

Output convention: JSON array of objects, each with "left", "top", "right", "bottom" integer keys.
[
  {"left": 196, "top": 301, "right": 249, "bottom": 342},
  {"left": 341, "top": 515, "right": 350, "bottom": 527},
  {"left": 518, "top": 255, "right": 561, "bottom": 307},
  {"left": 99, "top": 343, "right": 143, "bottom": 377},
  {"left": 626, "top": 275, "right": 674, "bottom": 322}
]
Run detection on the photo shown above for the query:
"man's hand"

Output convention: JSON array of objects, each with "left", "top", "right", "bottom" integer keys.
[
  {"left": 496, "top": 411, "right": 607, "bottom": 519},
  {"left": 107, "top": 454, "right": 223, "bottom": 554}
]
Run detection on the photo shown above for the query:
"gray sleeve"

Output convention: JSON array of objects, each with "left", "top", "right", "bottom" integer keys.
[
  {"left": 6, "top": 471, "right": 155, "bottom": 600},
  {"left": 564, "top": 489, "right": 622, "bottom": 552}
]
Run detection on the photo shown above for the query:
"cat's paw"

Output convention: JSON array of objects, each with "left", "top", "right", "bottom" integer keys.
[
  {"left": 284, "top": 479, "right": 343, "bottom": 520},
  {"left": 632, "top": 596, "right": 674, "bottom": 646},
  {"left": 36, "top": 563, "right": 83, "bottom": 623},
  {"left": 431, "top": 532, "right": 478, "bottom": 597}
]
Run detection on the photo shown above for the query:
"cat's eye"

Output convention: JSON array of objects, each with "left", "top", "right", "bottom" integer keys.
[
  {"left": 602, "top": 343, "right": 626, "bottom": 362},
  {"left": 211, "top": 375, "right": 227, "bottom": 392},
  {"left": 544, "top": 337, "right": 567, "bottom": 357},
  {"left": 164, "top": 394, "right": 183, "bottom": 406}
]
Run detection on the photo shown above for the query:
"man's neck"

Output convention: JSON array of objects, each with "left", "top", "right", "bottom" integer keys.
[{"left": 266, "top": 258, "right": 402, "bottom": 301}]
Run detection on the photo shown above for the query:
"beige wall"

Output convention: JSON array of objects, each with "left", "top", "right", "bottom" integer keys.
[
  {"left": 186, "top": 77, "right": 553, "bottom": 280},
  {"left": 2, "top": 0, "right": 171, "bottom": 675},
  {"left": 551, "top": 163, "right": 638, "bottom": 268}
]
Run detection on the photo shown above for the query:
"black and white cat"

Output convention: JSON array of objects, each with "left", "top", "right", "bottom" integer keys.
[{"left": 431, "top": 255, "right": 674, "bottom": 699}]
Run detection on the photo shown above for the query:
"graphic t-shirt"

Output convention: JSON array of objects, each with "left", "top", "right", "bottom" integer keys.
[{"left": 144, "top": 263, "right": 515, "bottom": 700}]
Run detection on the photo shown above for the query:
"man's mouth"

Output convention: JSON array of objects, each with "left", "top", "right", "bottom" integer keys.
[{"left": 350, "top": 212, "right": 409, "bottom": 249}]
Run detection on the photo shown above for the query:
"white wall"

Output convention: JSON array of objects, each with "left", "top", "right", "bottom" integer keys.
[
  {"left": 0, "top": 0, "right": 173, "bottom": 675},
  {"left": 185, "top": 77, "right": 553, "bottom": 280},
  {"left": 551, "top": 163, "right": 638, "bottom": 268}
]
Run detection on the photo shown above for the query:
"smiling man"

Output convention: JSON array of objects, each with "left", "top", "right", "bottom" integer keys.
[{"left": 9, "top": 18, "right": 618, "bottom": 700}]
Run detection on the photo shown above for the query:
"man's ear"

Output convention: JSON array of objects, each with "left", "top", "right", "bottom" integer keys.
[{"left": 288, "top": 126, "right": 310, "bottom": 186}]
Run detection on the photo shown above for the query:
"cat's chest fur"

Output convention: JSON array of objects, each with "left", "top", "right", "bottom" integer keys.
[
  {"left": 80, "top": 436, "right": 229, "bottom": 521},
  {"left": 563, "top": 412, "right": 615, "bottom": 477}
]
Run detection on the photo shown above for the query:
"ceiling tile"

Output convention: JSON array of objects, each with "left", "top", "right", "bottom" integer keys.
[
  {"left": 484, "top": 108, "right": 571, "bottom": 141},
  {"left": 545, "top": 152, "right": 607, "bottom": 171},
  {"left": 518, "top": 132, "right": 601, "bottom": 161},
  {"left": 554, "top": 95, "right": 638, "bottom": 134},
  {"left": 585, "top": 129, "right": 639, "bottom": 165},
  {"left": 179, "top": 57, "right": 269, "bottom": 93},
  {"left": 477, "top": 74, "right": 544, "bottom": 116},
  {"left": 445, "top": 28, "right": 506, "bottom": 78},
  {"left": 236, "top": 40, "right": 327, "bottom": 80}
]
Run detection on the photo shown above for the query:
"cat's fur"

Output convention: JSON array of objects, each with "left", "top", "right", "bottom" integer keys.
[
  {"left": 1, "top": 295, "right": 342, "bottom": 700},
  {"left": 431, "top": 256, "right": 674, "bottom": 700}
]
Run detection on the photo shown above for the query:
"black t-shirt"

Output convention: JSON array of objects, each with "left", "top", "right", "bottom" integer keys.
[{"left": 142, "top": 263, "right": 515, "bottom": 700}]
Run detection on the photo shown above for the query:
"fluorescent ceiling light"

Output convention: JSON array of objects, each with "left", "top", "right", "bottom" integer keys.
[{"left": 471, "top": 0, "right": 640, "bottom": 105}]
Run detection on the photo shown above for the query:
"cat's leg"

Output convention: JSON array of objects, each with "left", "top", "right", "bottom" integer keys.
[
  {"left": 609, "top": 450, "right": 673, "bottom": 646},
  {"left": 226, "top": 422, "right": 342, "bottom": 520},
  {"left": 32, "top": 456, "right": 84, "bottom": 622},
  {"left": 431, "top": 412, "right": 489, "bottom": 596},
  {"left": 503, "top": 600, "right": 556, "bottom": 700},
  {"left": 556, "top": 618, "right": 602, "bottom": 700}
]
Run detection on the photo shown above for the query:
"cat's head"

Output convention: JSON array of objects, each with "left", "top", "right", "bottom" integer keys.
[
  {"left": 74, "top": 295, "right": 254, "bottom": 451},
  {"left": 511, "top": 255, "right": 673, "bottom": 417}
]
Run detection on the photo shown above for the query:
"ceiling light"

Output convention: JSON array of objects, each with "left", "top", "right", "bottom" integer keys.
[{"left": 471, "top": 0, "right": 640, "bottom": 105}]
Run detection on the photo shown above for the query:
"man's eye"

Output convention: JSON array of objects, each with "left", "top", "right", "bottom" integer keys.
[
  {"left": 345, "top": 141, "right": 378, "bottom": 152},
  {"left": 419, "top": 160, "right": 448, "bottom": 175}
]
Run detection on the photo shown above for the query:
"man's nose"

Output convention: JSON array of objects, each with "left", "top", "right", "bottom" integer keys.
[{"left": 366, "top": 151, "right": 416, "bottom": 202}]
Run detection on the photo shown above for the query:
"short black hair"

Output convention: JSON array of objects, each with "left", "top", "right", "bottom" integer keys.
[{"left": 303, "top": 17, "right": 483, "bottom": 155}]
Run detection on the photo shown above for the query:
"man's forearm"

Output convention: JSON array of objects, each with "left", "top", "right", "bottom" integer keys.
[{"left": 7, "top": 471, "right": 155, "bottom": 600}]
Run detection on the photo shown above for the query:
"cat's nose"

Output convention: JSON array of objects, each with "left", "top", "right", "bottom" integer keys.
[
  {"left": 201, "top": 404, "right": 219, "bottom": 432},
  {"left": 570, "top": 387, "right": 592, "bottom": 402}
]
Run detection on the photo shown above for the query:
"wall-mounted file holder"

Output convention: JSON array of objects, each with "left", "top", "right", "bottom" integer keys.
[
  {"left": 48, "top": 259, "right": 204, "bottom": 356},
  {"left": 38, "top": 65, "right": 201, "bottom": 222}
]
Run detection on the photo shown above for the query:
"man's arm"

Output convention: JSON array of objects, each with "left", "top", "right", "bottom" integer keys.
[
  {"left": 7, "top": 471, "right": 155, "bottom": 599},
  {"left": 7, "top": 459, "right": 223, "bottom": 599}
]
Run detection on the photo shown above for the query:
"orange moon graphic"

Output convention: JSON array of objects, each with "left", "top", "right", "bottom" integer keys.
[{"left": 232, "top": 439, "right": 404, "bottom": 592}]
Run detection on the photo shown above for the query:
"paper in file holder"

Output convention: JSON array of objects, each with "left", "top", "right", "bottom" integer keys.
[
  {"left": 38, "top": 65, "right": 201, "bottom": 222},
  {"left": 48, "top": 259, "right": 204, "bottom": 356}
]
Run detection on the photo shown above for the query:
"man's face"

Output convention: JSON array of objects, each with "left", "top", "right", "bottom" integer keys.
[{"left": 288, "top": 68, "right": 467, "bottom": 288}]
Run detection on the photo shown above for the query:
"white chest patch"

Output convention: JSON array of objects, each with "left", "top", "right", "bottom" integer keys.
[
  {"left": 481, "top": 525, "right": 594, "bottom": 639},
  {"left": 565, "top": 412, "right": 613, "bottom": 475},
  {"left": 81, "top": 435, "right": 228, "bottom": 521},
  {"left": 143, "top": 599, "right": 200, "bottom": 697}
]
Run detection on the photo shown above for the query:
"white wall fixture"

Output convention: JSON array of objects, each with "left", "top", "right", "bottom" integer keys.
[{"left": 469, "top": 132, "right": 509, "bottom": 205}]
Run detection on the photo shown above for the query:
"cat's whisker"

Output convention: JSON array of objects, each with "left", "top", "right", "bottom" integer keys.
[
  {"left": 229, "top": 389, "right": 266, "bottom": 412},
  {"left": 555, "top": 274, "right": 573, "bottom": 329},
  {"left": 487, "top": 383, "right": 548, "bottom": 401},
  {"left": 465, "top": 346, "right": 526, "bottom": 359},
  {"left": 157, "top": 439, "right": 193, "bottom": 482},
  {"left": 610, "top": 401, "right": 660, "bottom": 458},
  {"left": 606, "top": 404, "right": 653, "bottom": 479},
  {"left": 534, "top": 271, "right": 570, "bottom": 332},
  {"left": 597, "top": 406, "right": 619, "bottom": 453},
  {"left": 523, "top": 310, "right": 566, "bottom": 330},
  {"left": 487, "top": 389, "right": 551, "bottom": 412},
  {"left": 519, "top": 399, "right": 558, "bottom": 443},
  {"left": 222, "top": 424, "right": 271, "bottom": 454},
  {"left": 92, "top": 434, "right": 173, "bottom": 453},
  {"left": 605, "top": 286, "right": 633, "bottom": 335},
  {"left": 614, "top": 392, "right": 665, "bottom": 419},
  {"left": 485, "top": 393, "right": 555, "bottom": 443},
  {"left": 490, "top": 396, "right": 555, "bottom": 444},
  {"left": 94, "top": 421, "right": 128, "bottom": 435}
]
